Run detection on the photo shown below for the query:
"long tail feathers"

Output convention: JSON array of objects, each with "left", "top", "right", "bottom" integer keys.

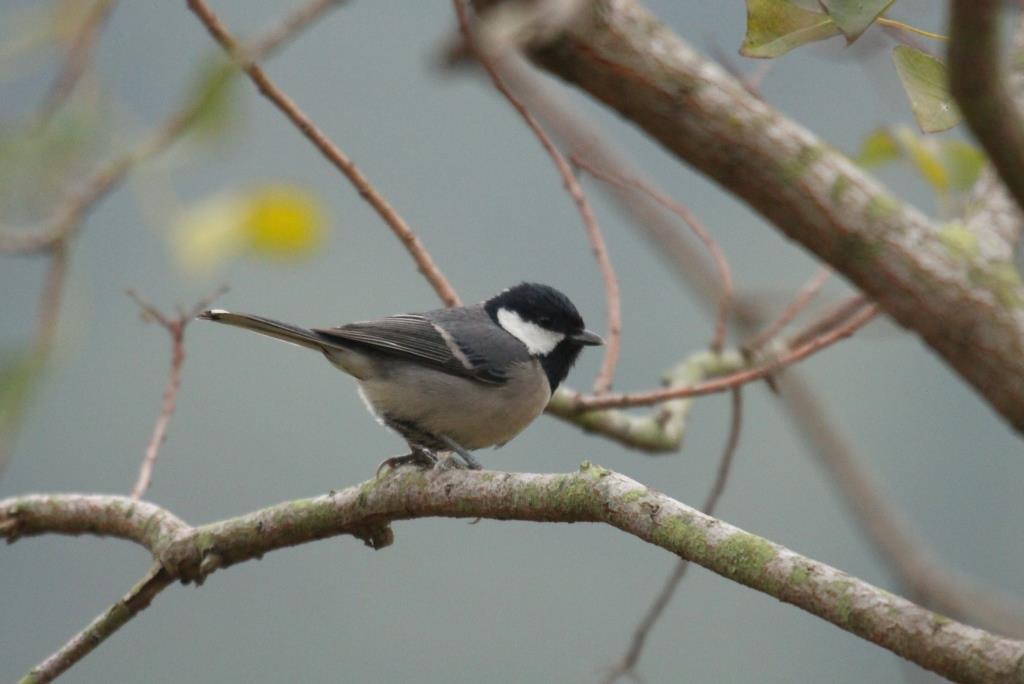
[{"left": 198, "top": 309, "right": 328, "bottom": 352}]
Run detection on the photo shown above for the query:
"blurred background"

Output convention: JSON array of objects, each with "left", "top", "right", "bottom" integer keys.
[{"left": 2, "top": 1, "right": 1021, "bottom": 682}]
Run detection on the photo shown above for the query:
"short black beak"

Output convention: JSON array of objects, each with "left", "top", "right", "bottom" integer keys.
[{"left": 571, "top": 329, "right": 604, "bottom": 346}]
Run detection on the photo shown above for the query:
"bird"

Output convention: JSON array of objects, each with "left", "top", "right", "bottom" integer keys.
[{"left": 198, "top": 283, "right": 603, "bottom": 472}]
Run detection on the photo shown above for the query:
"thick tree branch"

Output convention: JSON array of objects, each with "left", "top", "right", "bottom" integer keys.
[
  {"left": 4, "top": 465, "right": 1024, "bottom": 684},
  {"left": 496, "top": 0, "right": 1024, "bottom": 435},
  {"left": 949, "top": 1, "right": 1024, "bottom": 221},
  {"left": 490, "top": 36, "right": 1024, "bottom": 639}
]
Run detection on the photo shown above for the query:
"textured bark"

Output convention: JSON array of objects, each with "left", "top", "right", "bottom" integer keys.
[
  {"left": 950, "top": 1, "right": 1024, "bottom": 233},
  {"left": 481, "top": 0, "right": 1024, "bottom": 434},
  {"left": 5, "top": 466, "right": 1024, "bottom": 683}
]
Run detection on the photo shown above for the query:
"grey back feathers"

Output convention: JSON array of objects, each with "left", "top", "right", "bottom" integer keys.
[{"left": 200, "top": 306, "right": 531, "bottom": 386}]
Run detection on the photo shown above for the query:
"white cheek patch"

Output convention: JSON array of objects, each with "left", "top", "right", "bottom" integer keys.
[{"left": 497, "top": 307, "right": 564, "bottom": 355}]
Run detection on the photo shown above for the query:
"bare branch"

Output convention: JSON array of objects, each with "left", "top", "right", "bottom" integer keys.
[
  {"left": 506, "top": 0, "right": 1024, "bottom": 435},
  {"left": 20, "top": 564, "right": 173, "bottom": 684},
  {"left": 744, "top": 267, "right": 831, "bottom": 352},
  {"left": 451, "top": 0, "right": 621, "bottom": 392},
  {"left": 187, "top": 0, "right": 461, "bottom": 307},
  {"left": 126, "top": 287, "right": 226, "bottom": 500},
  {"left": 5, "top": 465, "right": 1024, "bottom": 684},
  {"left": 571, "top": 300, "right": 877, "bottom": 410},
  {"left": 571, "top": 156, "right": 734, "bottom": 352},
  {"left": 34, "top": 0, "right": 118, "bottom": 125}
]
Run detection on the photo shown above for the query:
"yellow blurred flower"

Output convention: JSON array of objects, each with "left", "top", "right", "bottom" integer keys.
[
  {"left": 243, "top": 186, "right": 325, "bottom": 258},
  {"left": 172, "top": 185, "right": 326, "bottom": 274}
]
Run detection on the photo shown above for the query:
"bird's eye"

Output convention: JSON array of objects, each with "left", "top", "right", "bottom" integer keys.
[{"left": 537, "top": 316, "right": 553, "bottom": 328}]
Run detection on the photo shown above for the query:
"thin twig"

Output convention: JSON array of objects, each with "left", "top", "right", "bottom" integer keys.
[
  {"left": 249, "top": 0, "right": 345, "bottom": 56},
  {"left": 573, "top": 301, "right": 877, "bottom": 410},
  {"left": 20, "top": 564, "right": 173, "bottom": 684},
  {"left": 604, "top": 388, "right": 744, "bottom": 683},
  {"left": 572, "top": 157, "right": 733, "bottom": 353},
  {"left": 744, "top": 266, "right": 832, "bottom": 352},
  {"left": 33, "top": 244, "right": 69, "bottom": 355},
  {"left": 126, "top": 287, "right": 226, "bottom": 500},
  {"left": 187, "top": 0, "right": 461, "bottom": 307},
  {"left": 451, "top": 0, "right": 621, "bottom": 392},
  {"left": 34, "top": 0, "right": 118, "bottom": 125}
]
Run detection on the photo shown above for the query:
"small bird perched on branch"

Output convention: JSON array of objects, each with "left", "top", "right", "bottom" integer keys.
[{"left": 199, "top": 282, "right": 602, "bottom": 472}]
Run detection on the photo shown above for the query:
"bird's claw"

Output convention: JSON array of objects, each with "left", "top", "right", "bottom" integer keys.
[{"left": 375, "top": 447, "right": 437, "bottom": 477}]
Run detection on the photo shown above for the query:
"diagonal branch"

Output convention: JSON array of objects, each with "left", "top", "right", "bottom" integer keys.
[
  {"left": 34, "top": 0, "right": 118, "bottom": 125},
  {"left": 497, "top": 0, "right": 1024, "bottom": 435},
  {"left": 483, "top": 35, "right": 1024, "bottom": 637},
  {"left": 187, "top": 0, "right": 461, "bottom": 307},
  {"left": 19, "top": 564, "right": 173, "bottom": 684},
  {"left": 4, "top": 465, "right": 1024, "bottom": 684}
]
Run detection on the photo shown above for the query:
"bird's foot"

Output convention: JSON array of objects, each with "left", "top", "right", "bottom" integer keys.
[
  {"left": 375, "top": 446, "right": 437, "bottom": 477},
  {"left": 439, "top": 435, "right": 483, "bottom": 470}
]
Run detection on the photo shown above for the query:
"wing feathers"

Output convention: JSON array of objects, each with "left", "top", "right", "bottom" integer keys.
[{"left": 315, "top": 314, "right": 504, "bottom": 383}]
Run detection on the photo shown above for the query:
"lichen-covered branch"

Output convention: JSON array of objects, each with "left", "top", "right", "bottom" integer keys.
[
  {"left": 490, "top": 32, "right": 1024, "bottom": 638},
  {"left": 19, "top": 565, "right": 173, "bottom": 684},
  {"left": 547, "top": 350, "right": 742, "bottom": 451},
  {"left": 495, "top": 0, "right": 1024, "bottom": 435},
  {"left": 4, "top": 466, "right": 1024, "bottom": 683}
]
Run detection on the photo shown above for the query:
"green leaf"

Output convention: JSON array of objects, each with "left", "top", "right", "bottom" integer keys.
[
  {"left": 818, "top": 0, "right": 894, "bottom": 42},
  {"left": 941, "top": 139, "right": 986, "bottom": 192},
  {"left": 856, "top": 128, "right": 900, "bottom": 167},
  {"left": 855, "top": 127, "right": 987, "bottom": 197},
  {"left": 891, "top": 45, "right": 961, "bottom": 133},
  {"left": 741, "top": 0, "right": 842, "bottom": 59},
  {"left": 894, "top": 126, "right": 947, "bottom": 192},
  {"left": 186, "top": 54, "right": 239, "bottom": 140}
]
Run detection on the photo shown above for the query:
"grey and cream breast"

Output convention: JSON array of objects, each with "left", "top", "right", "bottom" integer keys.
[{"left": 347, "top": 355, "right": 551, "bottom": 450}]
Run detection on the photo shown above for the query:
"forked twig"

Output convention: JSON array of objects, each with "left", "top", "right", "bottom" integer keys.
[
  {"left": 573, "top": 298, "right": 877, "bottom": 410},
  {"left": 126, "top": 286, "right": 227, "bottom": 500}
]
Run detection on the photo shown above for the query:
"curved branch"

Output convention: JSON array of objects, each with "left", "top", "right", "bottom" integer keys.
[
  {"left": 498, "top": 0, "right": 1024, "bottom": 435},
  {"left": 4, "top": 466, "right": 1024, "bottom": 684},
  {"left": 949, "top": 1, "right": 1024, "bottom": 219}
]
